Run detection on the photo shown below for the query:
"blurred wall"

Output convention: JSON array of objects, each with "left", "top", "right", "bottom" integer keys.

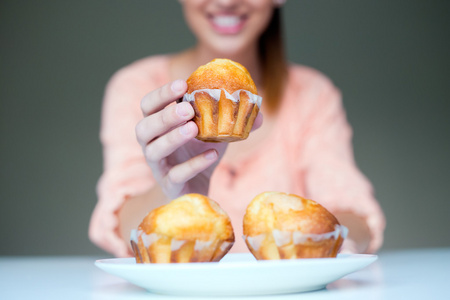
[{"left": 1, "top": 0, "right": 449, "bottom": 256}]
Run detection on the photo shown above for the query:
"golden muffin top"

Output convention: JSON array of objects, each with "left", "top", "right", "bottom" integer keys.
[
  {"left": 138, "top": 193, "right": 234, "bottom": 242},
  {"left": 243, "top": 192, "right": 340, "bottom": 236},
  {"left": 186, "top": 58, "right": 258, "bottom": 95}
]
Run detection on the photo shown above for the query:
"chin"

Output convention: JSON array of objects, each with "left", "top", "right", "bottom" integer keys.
[{"left": 206, "top": 37, "right": 256, "bottom": 59}]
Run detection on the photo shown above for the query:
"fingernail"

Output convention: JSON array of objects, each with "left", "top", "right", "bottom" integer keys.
[
  {"left": 171, "top": 80, "right": 186, "bottom": 94},
  {"left": 179, "top": 123, "right": 191, "bottom": 136},
  {"left": 204, "top": 150, "right": 217, "bottom": 161},
  {"left": 176, "top": 103, "right": 191, "bottom": 117}
]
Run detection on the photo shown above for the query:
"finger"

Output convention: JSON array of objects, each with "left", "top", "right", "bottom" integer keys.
[
  {"left": 165, "top": 149, "right": 218, "bottom": 186},
  {"left": 136, "top": 102, "right": 194, "bottom": 146},
  {"left": 140, "top": 80, "right": 187, "bottom": 116},
  {"left": 251, "top": 112, "right": 263, "bottom": 132},
  {"left": 144, "top": 121, "right": 198, "bottom": 163}
]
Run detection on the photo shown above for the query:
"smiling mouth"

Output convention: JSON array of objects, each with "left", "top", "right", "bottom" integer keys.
[{"left": 209, "top": 15, "right": 246, "bottom": 34}]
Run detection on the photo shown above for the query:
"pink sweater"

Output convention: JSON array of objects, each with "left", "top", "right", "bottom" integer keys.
[{"left": 89, "top": 55, "right": 385, "bottom": 257}]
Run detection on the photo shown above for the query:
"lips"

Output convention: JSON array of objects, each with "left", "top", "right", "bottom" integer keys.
[{"left": 210, "top": 15, "right": 246, "bottom": 34}]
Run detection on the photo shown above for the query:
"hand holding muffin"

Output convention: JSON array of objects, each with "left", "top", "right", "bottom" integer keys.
[
  {"left": 135, "top": 79, "right": 227, "bottom": 199},
  {"left": 136, "top": 59, "right": 262, "bottom": 200}
]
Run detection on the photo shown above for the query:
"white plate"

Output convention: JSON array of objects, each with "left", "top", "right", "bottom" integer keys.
[{"left": 95, "top": 253, "right": 377, "bottom": 296}]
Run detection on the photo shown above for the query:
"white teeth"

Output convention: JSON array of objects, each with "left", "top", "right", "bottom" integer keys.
[{"left": 213, "top": 16, "right": 240, "bottom": 27}]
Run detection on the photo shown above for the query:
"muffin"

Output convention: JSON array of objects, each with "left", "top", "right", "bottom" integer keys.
[
  {"left": 243, "top": 192, "right": 347, "bottom": 260},
  {"left": 130, "top": 193, "right": 234, "bottom": 263},
  {"left": 182, "top": 58, "right": 262, "bottom": 142}
]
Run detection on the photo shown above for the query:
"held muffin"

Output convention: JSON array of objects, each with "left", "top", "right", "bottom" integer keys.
[
  {"left": 182, "top": 58, "right": 262, "bottom": 142},
  {"left": 131, "top": 193, "right": 234, "bottom": 263},
  {"left": 243, "top": 192, "right": 347, "bottom": 260}
]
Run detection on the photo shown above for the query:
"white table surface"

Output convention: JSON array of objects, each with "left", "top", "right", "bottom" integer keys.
[{"left": 0, "top": 248, "right": 449, "bottom": 300}]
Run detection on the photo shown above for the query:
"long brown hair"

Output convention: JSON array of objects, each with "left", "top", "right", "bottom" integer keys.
[{"left": 258, "top": 7, "right": 287, "bottom": 114}]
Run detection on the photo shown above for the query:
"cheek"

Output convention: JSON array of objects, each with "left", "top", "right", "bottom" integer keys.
[
  {"left": 183, "top": 5, "right": 208, "bottom": 37},
  {"left": 249, "top": 7, "right": 274, "bottom": 37}
]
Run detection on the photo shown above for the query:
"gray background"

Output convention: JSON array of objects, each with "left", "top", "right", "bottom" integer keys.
[{"left": 1, "top": 1, "right": 449, "bottom": 257}]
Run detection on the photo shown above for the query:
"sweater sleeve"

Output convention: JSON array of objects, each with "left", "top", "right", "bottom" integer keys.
[
  {"left": 89, "top": 65, "right": 158, "bottom": 257},
  {"left": 299, "top": 77, "right": 385, "bottom": 253}
]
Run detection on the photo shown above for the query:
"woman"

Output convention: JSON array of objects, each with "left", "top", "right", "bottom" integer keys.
[{"left": 89, "top": 0, "right": 385, "bottom": 257}]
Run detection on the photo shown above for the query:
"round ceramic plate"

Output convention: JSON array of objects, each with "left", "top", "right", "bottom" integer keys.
[{"left": 95, "top": 253, "right": 377, "bottom": 296}]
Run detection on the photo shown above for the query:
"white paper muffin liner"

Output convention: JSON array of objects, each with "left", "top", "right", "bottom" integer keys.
[
  {"left": 182, "top": 89, "right": 262, "bottom": 108},
  {"left": 244, "top": 225, "right": 348, "bottom": 249},
  {"left": 244, "top": 225, "right": 348, "bottom": 259},
  {"left": 130, "top": 229, "right": 233, "bottom": 263}
]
